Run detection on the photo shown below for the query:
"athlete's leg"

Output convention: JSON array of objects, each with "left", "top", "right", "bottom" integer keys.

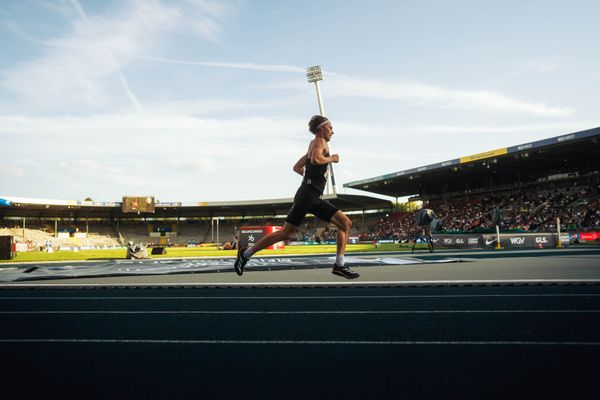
[
  {"left": 330, "top": 210, "right": 352, "bottom": 260},
  {"left": 329, "top": 211, "right": 358, "bottom": 279}
]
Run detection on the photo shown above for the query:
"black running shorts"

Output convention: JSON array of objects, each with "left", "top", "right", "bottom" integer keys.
[{"left": 286, "top": 184, "right": 339, "bottom": 227}]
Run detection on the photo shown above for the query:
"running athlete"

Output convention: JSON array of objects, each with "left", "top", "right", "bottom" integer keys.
[{"left": 234, "top": 115, "right": 359, "bottom": 279}]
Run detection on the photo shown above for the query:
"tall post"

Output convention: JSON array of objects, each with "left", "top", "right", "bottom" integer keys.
[
  {"left": 307, "top": 65, "right": 337, "bottom": 196},
  {"left": 556, "top": 217, "right": 563, "bottom": 248},
  {"left": 495, "top": 224, "right": 502, "bottom": 250}
]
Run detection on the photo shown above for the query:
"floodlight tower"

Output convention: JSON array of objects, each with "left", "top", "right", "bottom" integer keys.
[{"left": 306, "top": 65, "right": 337, "bottom": 196}]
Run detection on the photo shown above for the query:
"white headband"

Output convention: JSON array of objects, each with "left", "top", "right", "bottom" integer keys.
[{"left": 316, "top": 119, "right": 331, "bottom": 130}]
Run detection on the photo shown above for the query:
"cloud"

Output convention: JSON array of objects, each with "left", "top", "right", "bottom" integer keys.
[
  {"left": 69, "top": 0, "right": 143, "bottom": 111},
  {"left": 134, "top": 53, "right": 574, "bottom": 118},
  {"left": 519, "top": 59, "right": 561, "bottom": 74},
  {"left": 0, "top": 165, "right": 27, "bottom": 177},
  {"left": 325, "top": 73, "right": 574, "bottom": 117},
  {"left": 0, "top": 111, "right": 595, "bottom": 201},
  {"left": 138, "top": 56, "right": 305, "bottom": 73},
  {"left": 0, "top": 0, "right": 236, "bottom": 111},
  {"left": 167, "top": 158, "right": 216, "bottom": 173}
]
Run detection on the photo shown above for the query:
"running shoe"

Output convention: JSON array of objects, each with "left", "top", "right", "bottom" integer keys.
[
  {"left": 234, "top": 246, "right": 249, "bottom": 276},
  {"left": 332, "top": 263, "right": 359, "bottom": 279}
]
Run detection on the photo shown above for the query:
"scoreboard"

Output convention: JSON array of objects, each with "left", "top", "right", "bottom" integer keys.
[
  {"left": 239, "top": 226, "right": 284, "bottom": 250},
  {"left": 122, "top": 196, "right": 155, "bottom": 213}
]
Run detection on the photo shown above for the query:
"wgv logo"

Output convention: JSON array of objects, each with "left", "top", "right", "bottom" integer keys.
[{"left": 510, "top": 237, "right": 525, "bottom": 245}]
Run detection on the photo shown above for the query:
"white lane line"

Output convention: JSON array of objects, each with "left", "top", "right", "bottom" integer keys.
[
  {"left": 1, "top": 294, "right": 600, "bottom": 300},
  {"left": 0, "top": 339, "right": 599, "bottom": 346},
  {"left": 1, "top": 310, "right": 599, "bottom": 315},
  {"left": 2, "top": 279, "right": 600, "bottom": 288}
]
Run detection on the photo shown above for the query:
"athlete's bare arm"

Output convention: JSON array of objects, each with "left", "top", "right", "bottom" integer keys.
[
  {"left": 309, "top": 137, "right": 339, "bottom": 165},
  {"left": 293, "top": 154, "right": 307, "bottom": 176}
]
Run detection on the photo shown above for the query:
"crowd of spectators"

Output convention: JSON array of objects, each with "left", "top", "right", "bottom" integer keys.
[{"left": 360, "top": 183, "right": 600, "bottom": 241}]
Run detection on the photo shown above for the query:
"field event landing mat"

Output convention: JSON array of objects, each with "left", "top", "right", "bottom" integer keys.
[{"left": 0, "top": 255, "right": 463, "bottom": 282}]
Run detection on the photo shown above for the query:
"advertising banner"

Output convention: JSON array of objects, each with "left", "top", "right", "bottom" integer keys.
[
  {"left": 434, "top": 233, "right": 568, "bottom": 249},
  {"left": 579, "top": 232, "right": 600, "bottom": 242},
  {"left": 432, "top": 234, "right": 482, "bottom": 249},
  {"left": 239, "top": 226, "right": 284, "bottom": 250},
  {"left": 481, "top": 233, "right": 563, "bottom": 249}
]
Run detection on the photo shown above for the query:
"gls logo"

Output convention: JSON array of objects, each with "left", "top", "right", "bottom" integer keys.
[
  {"left": 455, "top": 238, "right": 464, "bottom": 244},
  {"left": 535, "top": 237, "right": 548, "bottom": 244},
  {"left": 510, "top": 237, "right": 525, "bottom": 244}
]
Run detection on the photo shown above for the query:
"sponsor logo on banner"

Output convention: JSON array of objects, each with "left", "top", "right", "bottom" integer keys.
[
  {"left": 429, "top": 233, "right": 567, "bottom": 249},
  {"left": 434, "top": 234, "right": 482, "bottom": 249},
  {"left": 580, "top": 232, "right": 599, "bottom": 241},
  {"left": 501, "top": 233, "right": 559, "bottom": 248}
]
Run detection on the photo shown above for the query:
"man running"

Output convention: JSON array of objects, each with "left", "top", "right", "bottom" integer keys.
[{"left": 234, "top": 115, "right": 359, "bottom": 279}]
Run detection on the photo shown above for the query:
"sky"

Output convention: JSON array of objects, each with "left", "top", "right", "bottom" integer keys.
[{"left": 1, "top": 0, "right": 599, "bottom": 203}]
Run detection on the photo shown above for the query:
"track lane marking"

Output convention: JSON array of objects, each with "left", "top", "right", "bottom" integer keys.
[
  {"left": 2, "top": 293, "right": 600, "bottom": 300},
  {"left": 1, "top": 338, "right": 599, "bottom": 346},
  {"left": 1, "top": 310, "right": 599, "bottom": 314}
]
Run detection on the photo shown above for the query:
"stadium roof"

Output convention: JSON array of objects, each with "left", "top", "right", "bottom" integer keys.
[
  {"left": 344, "top": 126, "right": 600, "bottom": 198},
  {"left": 0, "top": 194, "right": 392, "bottom": 219}
]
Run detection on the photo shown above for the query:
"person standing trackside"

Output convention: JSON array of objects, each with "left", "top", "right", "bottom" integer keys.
[{"left": 234, "top": 115, "right": 359, "bottom": 279}]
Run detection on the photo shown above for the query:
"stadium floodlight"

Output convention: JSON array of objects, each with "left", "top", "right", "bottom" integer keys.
[
  {"left": 306, "top": 65, "right": 325, "bottom": 116},
  {"left": 306, "top": 65, "right": 323, "bottom": 83},
  {"left": 306, "top": 65, "right": 337, "bottom": 195}
]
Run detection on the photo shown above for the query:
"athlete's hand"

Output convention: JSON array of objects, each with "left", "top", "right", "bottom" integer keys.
[{"left": 330, "top": 154, "right": 339, "bottom": 163}]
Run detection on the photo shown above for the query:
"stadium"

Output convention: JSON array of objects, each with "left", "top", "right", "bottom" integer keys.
[
  {"left": 1, "top": 126, "right": 599, "bottom": 261},
  {"left": 3, "top": 135, "right": 600, "bottom": 396},
  {"left": 2, "top": 2, "right": 600, "bottom": 396},
  {"left": 2, "top": 124, "right": 600, "bottom": 398}
]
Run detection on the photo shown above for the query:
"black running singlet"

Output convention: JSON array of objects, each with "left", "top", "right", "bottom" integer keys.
[{"left": 303, "top": 155, "right": 328, "bottom": 194}]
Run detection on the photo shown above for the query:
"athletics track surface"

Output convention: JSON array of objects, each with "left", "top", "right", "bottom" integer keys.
[
  {"left": 1, "top": 247, "right": 599, "bottom": 399},
  {"left": 2, "top": 283, "right": 599, "bottom": 399}
]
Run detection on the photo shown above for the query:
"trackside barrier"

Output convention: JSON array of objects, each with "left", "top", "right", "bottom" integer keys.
[{"left": 432, "top": 233, "right": 569, "bottom": 249}]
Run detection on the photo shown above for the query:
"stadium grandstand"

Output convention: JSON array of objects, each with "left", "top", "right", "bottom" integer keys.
[
  {"left": 0, "top": 193, "right": 392, "bottom": 252},
  {"left": 345, "top": 126, "right": 600, "bottom": 244},
  {"left": 1, "top": 127, "right": 599, "bottom": 253}
]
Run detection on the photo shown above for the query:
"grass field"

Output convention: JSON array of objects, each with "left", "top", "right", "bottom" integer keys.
[{"left": 0, "top": 243, "right": 426, "bottom": 264}]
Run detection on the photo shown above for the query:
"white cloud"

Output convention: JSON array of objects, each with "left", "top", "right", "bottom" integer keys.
[
  {"left": 167, "top": 158, "right": 216, "bottom": 173},
  {"left": 117, "top": 52, "right": 576, "bottom": 118},
  {"left": 325, "top": 73, "right": 574, "bottom": 117},
  {"left": 0, "top": 0, "right": 236, "bottom": 111},
  {"left": 519, "top": 59, "right": 561, "bottom": 74},
  {"left": 1, "top": 111, "right": 594, "bottom": 201},
  {"left": 138, "top": 56, "right": 305, "bottom": 73}
]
